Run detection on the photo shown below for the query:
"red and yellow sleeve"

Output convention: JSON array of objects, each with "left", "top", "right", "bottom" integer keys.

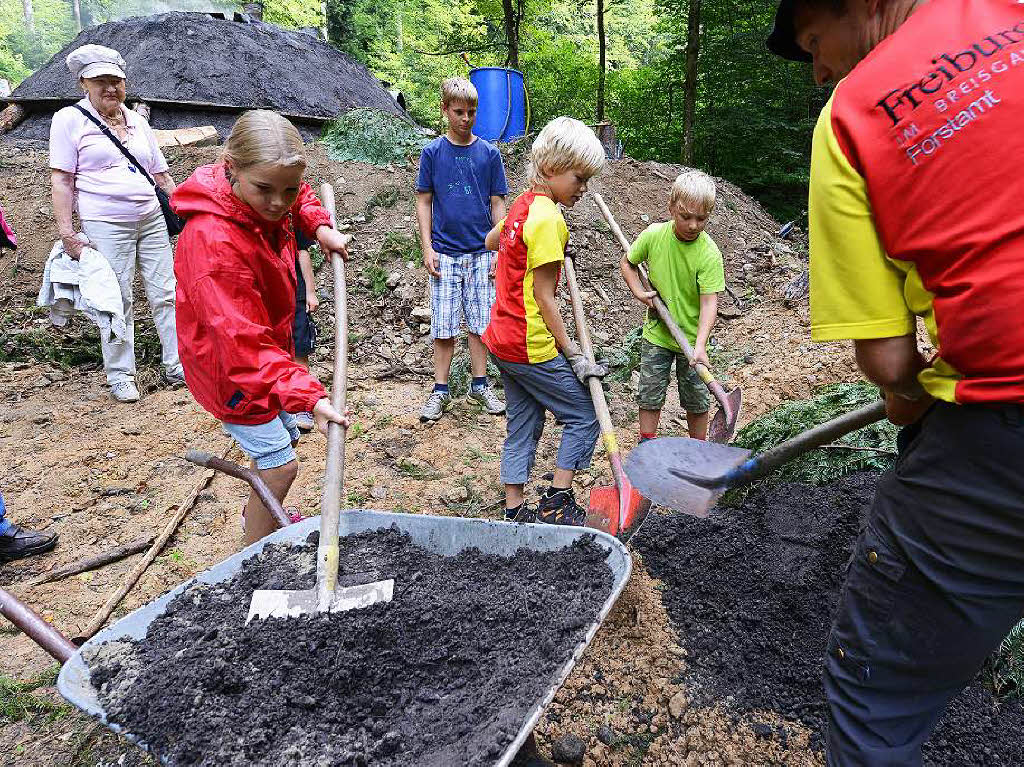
[
  {"left": 809, "top": 94, "right": 914, "bottom": 342},
  {"left": 523, "top": 198, "right": 568, "bottom": 269}
]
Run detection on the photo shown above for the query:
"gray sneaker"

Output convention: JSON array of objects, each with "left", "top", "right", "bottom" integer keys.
[
  {"left": 294, "top": 411, "right": 315, "bottom": 433},
  {"left": 468, "top": 384, "right": 505, "bottom": 415},
  {"left": 161, "top": 369, "right": 186, "bottom": 389},
  {"left": 110, "top": 380, "right": 141, "bottom": 403},
  {"left": 420, "top": 389, "right": 452, "bottom": 422}
]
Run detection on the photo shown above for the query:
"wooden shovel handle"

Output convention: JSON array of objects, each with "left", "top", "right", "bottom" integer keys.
[
  {"left": 563, "top": 256, "right": 627, "bottom": 491},
  {"left": 317, "top": 183, "right": 349, "bottom": 607}
]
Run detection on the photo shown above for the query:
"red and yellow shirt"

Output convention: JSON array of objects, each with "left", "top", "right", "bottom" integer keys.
[
  {"left": 809, "top": 0, "right": 1024, "bottom": 404},
  {"left": 483, "top": 192, "right": 568, "bottom": 364}
]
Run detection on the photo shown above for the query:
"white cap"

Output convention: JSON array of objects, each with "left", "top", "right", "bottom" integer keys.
[{"left": 66, "top": 44, "right": 127, "bottom": 81}]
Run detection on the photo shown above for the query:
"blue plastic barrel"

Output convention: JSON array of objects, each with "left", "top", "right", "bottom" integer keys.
[{"left": 469, "top": 67, "right": 529, "bottom": 142}]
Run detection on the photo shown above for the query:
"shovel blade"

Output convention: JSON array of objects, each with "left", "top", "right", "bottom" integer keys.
[
  {"left": 247, "top": 579, "right": 395, "bottom": 623},
  {"left": 585, "top": 484, "right": 649, "bottom": 541},
  {"left": 623, "top": 437, "right": 752, "bottom": 516},
  {"left": 708, "top": 387, "right": 744, "bottom": 444}
]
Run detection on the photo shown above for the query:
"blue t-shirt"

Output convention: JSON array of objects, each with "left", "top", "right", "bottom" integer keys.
[{"left": 416, "top": 136, "right": 508, "bottom": 255}]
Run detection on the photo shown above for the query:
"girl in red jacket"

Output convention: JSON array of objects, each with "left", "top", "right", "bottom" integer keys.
[{"left": 172, "top": 110, "right": 351, "bottom": 545}]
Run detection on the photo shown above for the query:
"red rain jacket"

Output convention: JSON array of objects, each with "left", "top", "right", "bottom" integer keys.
[{"left": 171, "top": 163, "right": 331, "bottom": 425}]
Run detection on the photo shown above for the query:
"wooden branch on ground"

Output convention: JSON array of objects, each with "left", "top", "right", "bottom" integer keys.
[
  {"left": 73, "top": 442, "right": 232, "bottom": 643},
  {"left": 21, "top": 535, "right": 154, "bottom": 587}
]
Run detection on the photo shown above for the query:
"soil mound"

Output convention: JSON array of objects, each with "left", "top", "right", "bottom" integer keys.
[
  {"left": 86, "top": 527, "right": 614, "bottom": 766},
  {"left": 5, "top": 12, "right": 405, "bottom": 142},
  {"left": 635, "top": 472, "right": 1024, "bottom": 764}
]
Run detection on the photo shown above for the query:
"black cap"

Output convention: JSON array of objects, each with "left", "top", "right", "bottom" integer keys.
[{"left": 767, "top": 0, "right": 812, "bottom": 62}]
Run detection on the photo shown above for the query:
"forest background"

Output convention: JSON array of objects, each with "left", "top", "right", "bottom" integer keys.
[{"left": 0, "top": 0, "right": 829, "bottom": 222}]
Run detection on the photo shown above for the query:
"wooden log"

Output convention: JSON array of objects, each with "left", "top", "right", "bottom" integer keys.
[
  {"left": 21, "top": 535, "right": 155, "bottom": 588},
  {"left": 73, "top": 442, "right": 232, "bottom": 643},
  {"left": 152, "top": 125, "right": 218, "bottom": 148},
  {"left": 0, "top": 103, "right": 27, "bottom": 133}
]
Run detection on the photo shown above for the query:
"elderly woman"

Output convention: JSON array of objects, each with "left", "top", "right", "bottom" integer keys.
[{"left": 49, "top": 44, "right": 182, "bottom": 403}]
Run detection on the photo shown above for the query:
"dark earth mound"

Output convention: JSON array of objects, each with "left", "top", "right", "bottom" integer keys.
[
  {"left": 86, "top": 527, "right": 614, "bottom": 766},
  {"left": 635, "top": 472, "right": 1024, "bottom": 765},
  {"left": 5, "top": 12, "right": 405, "bottom": 143}
]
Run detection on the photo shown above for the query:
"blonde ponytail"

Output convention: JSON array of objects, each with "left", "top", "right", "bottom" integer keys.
[{"left": 223, "top": 110, "right": 306, "bottom": 172}]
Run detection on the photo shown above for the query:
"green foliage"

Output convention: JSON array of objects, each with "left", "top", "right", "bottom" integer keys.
[
  {"left": 0, "top": 307, "right": 161, "bottom": 367},
  {"left": 378, "top": 231, "right": 420, "bottom": 262},
  {"left": 0, "top": 35, "right": 30, "bottom": 85},
  {"left": 984, "top": 618, "right": 1024, "bottom": 702},
  {"left": 321, "top": 108, "right": 429, "bottom": 166},
  {"left": 597, "top": 325, "right": 642, "bottom": 383},
  {"left": 727, "top": 382, "right": 897, "bottom": 498},
  {"left": 0, "top": 667, "right": 68, "bottom": 724},
  {"left": 448, "top": 351, "right": 500, "bottom": 397},
  {"left": 263, "top": 0, "right": 322, "bottom": 29},
  {"left": 1, "top": 0, "right": 78, "bottom": 78}
]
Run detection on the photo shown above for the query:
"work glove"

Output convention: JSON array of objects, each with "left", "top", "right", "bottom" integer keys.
[{"left": 564, "top": 341, "right": 608, "bottom": 383}]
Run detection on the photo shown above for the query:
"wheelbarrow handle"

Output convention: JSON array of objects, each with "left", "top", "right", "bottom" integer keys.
[
  {"left": 183, "top": 449, "right": 292, "bottom": 529},
  {"left": 0, "top": 587, "right": 76, "bottom": 663}
]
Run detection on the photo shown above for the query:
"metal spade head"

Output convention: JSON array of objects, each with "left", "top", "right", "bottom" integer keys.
[
  {"left": 247, "top": 577, "right": 394, "bottom": 623},
  {"left": 586, "top": 483, "right": 650, "bottom": 542},
  {"left": 708, "top": 387, "right": 744, "bottom": 444},
  {"left": 622, "top": 437, "right": 752, "bottom": 516}
]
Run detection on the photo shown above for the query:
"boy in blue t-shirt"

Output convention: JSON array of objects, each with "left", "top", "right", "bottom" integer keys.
[{"left": 415, "top": 77, "right": 509, "bottom": 422}]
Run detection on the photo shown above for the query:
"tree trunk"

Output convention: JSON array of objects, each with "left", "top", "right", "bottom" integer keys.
[
  {"left": 596, "top": 0, "right": 606, "bottom": 122},
  {"left": 502, "top": 0, "right": 520, "bottom": 69},
  {"left": 682, "top": 0, "right": 702, "bottom": 164},
  {"left": 71, "top": 0, "right": 81, "bottom": 31},
  {"left": 396, "top": 3, "right": 403, "bottom": 53},
  {"left": 23, "top": 0, "right": 34, "bottom": 32}
]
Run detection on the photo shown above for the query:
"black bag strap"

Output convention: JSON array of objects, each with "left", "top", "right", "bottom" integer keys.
[{"left": 73, "top": 104, "right": 158, "bottom": 189}]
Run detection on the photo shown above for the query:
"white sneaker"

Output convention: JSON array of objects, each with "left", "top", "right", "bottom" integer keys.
[
  {"left": 294, "top": 411, "right": 315, "bottom": 432},
  {"left": 110, "top": 381, "right": 141, "bottom": 403},
  {"left": 420, "top": 390, "right": 452, "bottom": 422},
  {"left": 469, "top": 384, "right": 505, "bottom": 415}
]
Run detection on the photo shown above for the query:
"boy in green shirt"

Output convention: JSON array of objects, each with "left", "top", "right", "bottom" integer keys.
[{"left": 620, "top": 169, "right": 725, "bottom": 441}]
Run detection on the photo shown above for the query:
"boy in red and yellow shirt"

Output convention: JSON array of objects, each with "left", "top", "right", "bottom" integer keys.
[{"left": 483, "top": 117, "right": 607, "bottom": 525}]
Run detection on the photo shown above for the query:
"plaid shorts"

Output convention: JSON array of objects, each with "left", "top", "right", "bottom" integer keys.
[
  {"left": 637, "top": 339, "right": 711, "bottom": 413},
  {"left": 430, "top": 251, "right": 495, "bottom": 339}
]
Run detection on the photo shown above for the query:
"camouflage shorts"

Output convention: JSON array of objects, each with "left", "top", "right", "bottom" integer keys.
[{"left": 637, "top": 339, "right": 710, "bottom": 413}]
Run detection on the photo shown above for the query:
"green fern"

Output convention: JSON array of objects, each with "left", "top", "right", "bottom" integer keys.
[{"left": 722, "top": 382, "right": 898, "bottom": 503}]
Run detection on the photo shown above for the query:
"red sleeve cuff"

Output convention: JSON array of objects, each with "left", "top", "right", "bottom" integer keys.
[{"left": 299, "top": 210, "right": 332, "bottom": 241}]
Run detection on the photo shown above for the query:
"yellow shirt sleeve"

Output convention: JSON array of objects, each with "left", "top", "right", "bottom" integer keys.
[
  {"left": 809, "top": 93, "right": 914, "bottom": 342},
  {"left": 523, "top": 198, "right": 568, "bottom": 269}
]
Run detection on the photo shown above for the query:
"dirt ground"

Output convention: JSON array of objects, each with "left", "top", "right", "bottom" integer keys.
[{"left": 0, "top": 138, "right": 870, "bottom": 766}]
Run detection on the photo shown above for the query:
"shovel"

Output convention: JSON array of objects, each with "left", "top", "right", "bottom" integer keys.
[
  {"left": 562, "top": 254, "right": 648, "bottom": 541},
  {"left": 592, "top": 193, "right": 742, "bottom": 443},
  {"left": 247, "top": 183, "right": 394, "bottom": 622},
  {"left": 624, "top": 399, "right": 887, "bottom": 516}
]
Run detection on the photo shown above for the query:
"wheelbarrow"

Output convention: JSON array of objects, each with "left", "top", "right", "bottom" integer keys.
[{"left": 1, "top": 512, "right": 631, "bottom": 766}]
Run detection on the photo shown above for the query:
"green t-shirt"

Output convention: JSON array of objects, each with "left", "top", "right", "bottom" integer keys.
[{"left": 627, "top": 222, "right": 726, "bottom": 352}]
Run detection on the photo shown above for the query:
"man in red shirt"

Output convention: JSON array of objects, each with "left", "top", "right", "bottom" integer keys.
[{"left": 769, "top": 0, "right": 1024, "bottom": 763}]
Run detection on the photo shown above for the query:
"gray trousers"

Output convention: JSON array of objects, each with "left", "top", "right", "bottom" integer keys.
[
  {"left": 493, "top": 353, "right": 599, "bottom": 485},
  {"left": 81, "top": 209, "right": 181, "bottom": 385}
]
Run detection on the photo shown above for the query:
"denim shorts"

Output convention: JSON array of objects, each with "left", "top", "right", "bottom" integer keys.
[{"left": 222, "top": 411, "right": 300, "bottom": 470}]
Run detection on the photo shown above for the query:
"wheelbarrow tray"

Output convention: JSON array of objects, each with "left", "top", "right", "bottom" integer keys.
[{"left": 57, "top": 510, "right": 633, "bottom": 766}]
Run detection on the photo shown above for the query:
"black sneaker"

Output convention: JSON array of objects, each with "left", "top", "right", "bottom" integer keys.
[
  {"left": 504, "top": 503, "right": 536, "bottom": 523},
  {"left": 536, "top": 488, "right": 587, "bottom": 526},
  {"left": 0, "top": 524, "right": 58, "bottom": 563}
]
